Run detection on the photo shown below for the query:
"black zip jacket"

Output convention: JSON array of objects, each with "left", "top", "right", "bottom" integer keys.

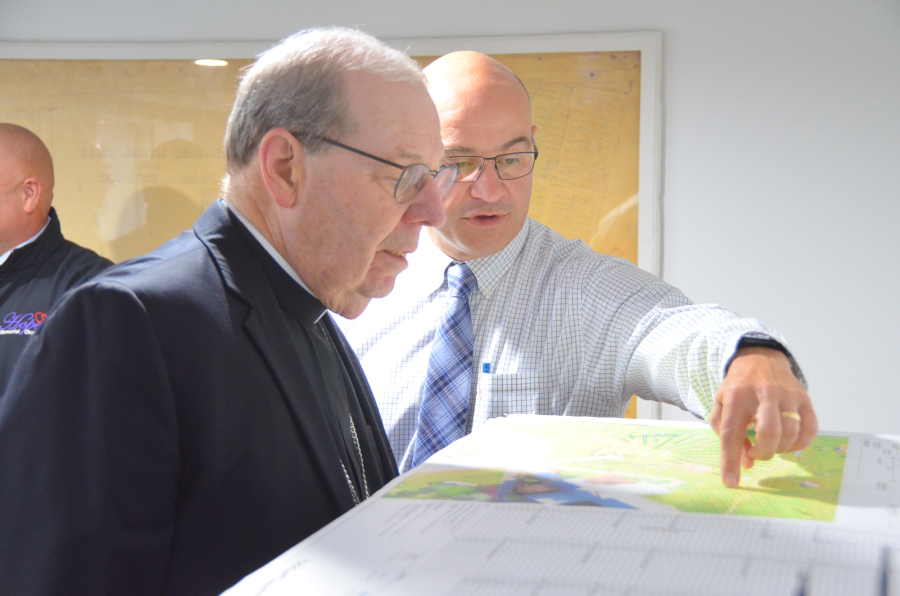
[{"left": 0, "top": 208, "right": 113, "bottom": 393}]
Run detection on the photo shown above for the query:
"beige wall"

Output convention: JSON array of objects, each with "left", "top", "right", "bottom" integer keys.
[
  {"left": 1, "top": 52, "right": 640, "bottom": 268},
  {"left": 0, "top": 59, "right": 251, "bottom": 262}
]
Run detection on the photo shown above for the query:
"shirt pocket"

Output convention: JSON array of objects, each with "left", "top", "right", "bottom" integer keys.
[{"left": 473, "top": 372, "right": 544, "bottom": 421}]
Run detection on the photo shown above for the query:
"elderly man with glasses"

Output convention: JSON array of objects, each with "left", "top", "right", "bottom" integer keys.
[
  {"left": 337, "top": 51, "right": 817, "bottom": 489},
  {"left": 0, "top": 29, "right": 454, "bottom": 596}
]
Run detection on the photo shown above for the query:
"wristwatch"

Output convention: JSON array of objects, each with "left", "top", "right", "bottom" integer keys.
[
  {"left": 736, "top": 337, "right": 803, "bottom": 380},
  {"left": 737, "top": 337, "right": 789, "bottom": 356}
]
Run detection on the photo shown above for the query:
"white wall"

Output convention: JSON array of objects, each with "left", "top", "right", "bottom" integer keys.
[{"left": 2, "top": 0, "right": 898, "bottom": 434}]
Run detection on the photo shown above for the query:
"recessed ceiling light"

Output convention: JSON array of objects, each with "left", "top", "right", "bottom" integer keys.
[{"left": 194, "top": 59, "right": 228, "bottom": 67}]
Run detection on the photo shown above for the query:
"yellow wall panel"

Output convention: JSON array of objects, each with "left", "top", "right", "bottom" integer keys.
[
  {"left": 0, "top": 59, "right": 251, "bottom": 262},
  {"left": 2, "top": 53, "right": 641, "bottom": 416}
]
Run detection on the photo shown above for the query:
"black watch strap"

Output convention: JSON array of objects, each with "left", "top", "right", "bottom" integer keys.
[
  {"left": 736, "top": 337, "right": 803, "bottom": 381},
  {"left": 737, "top": 337, "right": 789, "bottom": 356}
]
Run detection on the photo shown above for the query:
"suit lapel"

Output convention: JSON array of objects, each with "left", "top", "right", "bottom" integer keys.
[
  {"left": 194, "top": 201, "right": 356, "bottom": 511},
  {"left": 324, "top": 315, "right": 399, "bottom": 479}
]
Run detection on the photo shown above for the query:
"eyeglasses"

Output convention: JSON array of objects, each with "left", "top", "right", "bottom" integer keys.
[
  {"left": 321, "top": 137, "right": 459, "bottom": 204},
  {"left": 445, "top": 138, "right": 539, "bottom": 183}
]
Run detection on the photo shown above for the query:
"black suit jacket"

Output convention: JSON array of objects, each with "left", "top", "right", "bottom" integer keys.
[{"left": 0, "top": 200, "right": 397, "bottom": 595}]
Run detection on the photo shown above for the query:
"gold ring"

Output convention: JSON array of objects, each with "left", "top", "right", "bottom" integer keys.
[{"left": 781, "top": 411, "right": 801, "bottom": 422}]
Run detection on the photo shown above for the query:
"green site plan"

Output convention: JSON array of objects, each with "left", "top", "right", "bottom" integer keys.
[{"left": 386, "top": 416, "right": 848, "bottom": 521}]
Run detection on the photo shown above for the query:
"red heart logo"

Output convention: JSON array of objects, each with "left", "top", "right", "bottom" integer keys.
[{"left": 34, "top": 312, "right": 47, "bottom": 324}]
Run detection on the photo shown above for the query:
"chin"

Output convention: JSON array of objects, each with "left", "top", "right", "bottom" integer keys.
[
  {"left": 363, "top": 276, "right": 399, "bottom": 300},
  {"left": 433, "top": 228, "right": 506, "bottom": 261},
  {"left": 325, "top": 293, "right": 371, "bottom": 320},
  {"left": 331, "top": 278, "right": 397, "bottom": 320},
  {"left": 359, "top": 264, "right": 404, "bottom": 298}
]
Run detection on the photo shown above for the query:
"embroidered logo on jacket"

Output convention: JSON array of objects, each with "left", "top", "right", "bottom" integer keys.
[{"left": 0, "top": 312, "right": 47, "bottom": 336}]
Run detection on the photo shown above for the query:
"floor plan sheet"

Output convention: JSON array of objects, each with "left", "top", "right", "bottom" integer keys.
[{"left": 223, "top": 416, "right": 900, "bottom": 596}]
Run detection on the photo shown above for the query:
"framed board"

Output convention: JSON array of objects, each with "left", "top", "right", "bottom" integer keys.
[{"left": 0, "top": 32, "right": 663, "bottom": 417}]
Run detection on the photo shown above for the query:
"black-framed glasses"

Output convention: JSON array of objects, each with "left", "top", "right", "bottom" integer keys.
[
  {"left": 445, "top": 137, "right": 539, "bottom": 183},
  {"left": 321, "top": 137, "right": 459, "bottom": 204}
]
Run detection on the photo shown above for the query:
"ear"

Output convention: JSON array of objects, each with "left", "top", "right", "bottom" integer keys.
[
  {"left": 21, "top": 178, "right": 42, "bottom": 215},
  {"left": 257, "top": 128, "right": 307, "bottom": 209},
  {"left": 531, "top": 124, "right": 538, "bottom": 138}
]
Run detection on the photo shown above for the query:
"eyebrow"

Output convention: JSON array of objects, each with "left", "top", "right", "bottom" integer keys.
[
  {"left": 396, "top": 148, "right": 423, "bottom": 160},
  {"left": 445, "top": 135, "right": 532, "bottom": 155},
  {"left": 393, "top": 149, "right": 424, "bottom": 163}
]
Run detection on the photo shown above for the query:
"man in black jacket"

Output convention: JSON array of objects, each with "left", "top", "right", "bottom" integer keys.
[
  {"left": 0, "top": 123, "right": 112, "bottom": 393},
  {"left": 0, "top": 28, "right": 453, "bottom": 596}
]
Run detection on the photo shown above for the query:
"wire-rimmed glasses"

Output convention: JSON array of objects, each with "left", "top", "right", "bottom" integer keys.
[
  {"left": 321, "top": 137, "right": 459, "bottom": 204},
  {"left": 445, "top": 138, "right": 539, "bottom": 183}
]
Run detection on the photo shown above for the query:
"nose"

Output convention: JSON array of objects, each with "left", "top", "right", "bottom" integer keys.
[
  {"left": 469, "top": 159, "right": 504, "bottom": 203},
  {"left": 402, "top": 175, "right": 447, "bottom": 228}
]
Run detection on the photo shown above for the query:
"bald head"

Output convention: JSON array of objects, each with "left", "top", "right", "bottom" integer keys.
[
  {"left": 421, "top": 52, "right": 538, "bottom": 261},
  {"left": 0, "top": 123, "right": 55, "bottom": 254},
  {"left": 423, "top": 52, "right": 530, "bottom": 135}
]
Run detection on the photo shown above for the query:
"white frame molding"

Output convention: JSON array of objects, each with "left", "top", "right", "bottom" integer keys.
[
  {"left": 1, "top": 32, "right": 664, "bottom": 419},
  {"left": 0, "top": 41, "right": 274, "bottom": 61},
  {"left": 0, "top": 31, "right": 663, "bottom": 276}
]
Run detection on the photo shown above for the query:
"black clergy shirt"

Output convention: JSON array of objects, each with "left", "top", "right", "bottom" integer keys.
[{"left": 237, "top": 218, "right": 387, "bottom": 502}]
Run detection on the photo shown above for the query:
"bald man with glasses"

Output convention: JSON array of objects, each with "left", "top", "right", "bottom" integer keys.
[{"left": 337, "top": 51, "right": 816, "bottom": 489}]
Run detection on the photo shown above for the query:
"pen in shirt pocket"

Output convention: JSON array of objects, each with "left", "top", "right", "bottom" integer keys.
[{"left": 482, "top": 363, "right": 492, "bottom": 374}]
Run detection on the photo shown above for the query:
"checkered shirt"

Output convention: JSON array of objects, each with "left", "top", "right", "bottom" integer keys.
[{"left": 336, "top": 218, "right": 800, "bottom": 472}]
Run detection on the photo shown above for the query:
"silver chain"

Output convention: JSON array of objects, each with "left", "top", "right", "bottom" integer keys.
[
  {"left": 348, "top": 414, "right": 370, "bottom": 500},
  {"left": 340, "top": 414, "right": 368, "bottom": 505},
  {"left": 340, "top": 460, "right": 360, "bottom": 505}
]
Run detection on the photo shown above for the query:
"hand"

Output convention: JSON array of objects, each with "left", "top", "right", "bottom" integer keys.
[{"left": 709, "top": 346, "right": 817, "bottom": 489}]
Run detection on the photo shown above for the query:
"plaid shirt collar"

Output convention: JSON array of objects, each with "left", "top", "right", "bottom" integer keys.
[{"left": 417, "top": 218, "right": 532, "bottom": 299}]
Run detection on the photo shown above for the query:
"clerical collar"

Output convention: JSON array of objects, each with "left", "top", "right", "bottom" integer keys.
[
  {"left": 0, "top": 216, "right": 50, "bottom": 266},
  {"left": 225, "top": 201, "right": 327, "bottom": 325},
  {"left": 224, "top": 201, "right": 317, "bottom": 299}
]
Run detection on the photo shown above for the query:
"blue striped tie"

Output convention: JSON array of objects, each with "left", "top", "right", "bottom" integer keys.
[{"left": 411, "top": 262, "right": 477, "bottom": 467}]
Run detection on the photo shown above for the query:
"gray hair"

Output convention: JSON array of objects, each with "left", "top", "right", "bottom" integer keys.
[{"left": 224, "top": 28, "right": 424, "bottom": 171}]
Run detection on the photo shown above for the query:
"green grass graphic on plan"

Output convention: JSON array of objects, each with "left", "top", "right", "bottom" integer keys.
[{"left": 386, "top": 419, "right": 848, "bottom": 521}]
